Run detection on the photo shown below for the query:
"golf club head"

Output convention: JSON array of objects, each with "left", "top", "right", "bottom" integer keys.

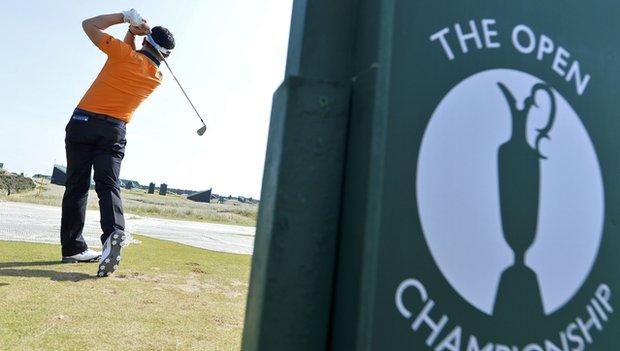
[{"left": 197, "top": 125, "right": 207, "bottom": 136}]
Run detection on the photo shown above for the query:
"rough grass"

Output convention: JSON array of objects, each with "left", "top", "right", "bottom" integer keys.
[
  {"left": 1, "top": 179, "right": 257, "bottom": 227},
  {"left": 0, "top": 235, "right": 251, "bottom": 350},
  {"left": 0, "top": 170, "right": 35, "bottom": 194}
]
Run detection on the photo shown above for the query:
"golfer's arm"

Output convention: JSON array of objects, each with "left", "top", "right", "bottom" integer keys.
[
  {"left": 82, "top": 13, "right": 124, "bottom": 46},
  {"left": 124, "top": 30, "right": 136, "bottom": 50}
]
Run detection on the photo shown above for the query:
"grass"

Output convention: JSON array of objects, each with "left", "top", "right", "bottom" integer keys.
[
  {"left": 0, "top": 235, "right": 251, "bottom": 350},
  {"left": 1, "top": 179, "right": 258, "bottom": 227}
]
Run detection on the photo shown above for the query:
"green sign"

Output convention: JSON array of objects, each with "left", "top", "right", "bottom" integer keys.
[
  {"left": 371, "top": 3, "right": 618, "bottom": 350},
  {"left": 242, "top": 2, "right": 620, "bottom": 350}
]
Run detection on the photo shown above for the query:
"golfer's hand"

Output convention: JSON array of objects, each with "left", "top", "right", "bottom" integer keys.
[
  {"left": 129, "top": 22, "right": 150, "bottom": 36},
  {"left": 122, "top": 8, "right": 144, "bottom": 27}
]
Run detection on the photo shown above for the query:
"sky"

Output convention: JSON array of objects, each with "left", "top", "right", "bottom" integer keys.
[{"left": 0, "top": 1, "right": 293, "bottom": 199}]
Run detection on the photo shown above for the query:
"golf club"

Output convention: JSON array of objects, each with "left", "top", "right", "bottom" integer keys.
[
  {"left": 144, "top": 29, "right": 206, "bottom": 135},
  {"left": 161, "top": 58, "right": 207, "bottom": 136}
]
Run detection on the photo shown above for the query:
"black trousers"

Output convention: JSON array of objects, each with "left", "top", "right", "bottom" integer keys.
[{"left": 60, "top": 112, "right": 127, "bottom": 257}]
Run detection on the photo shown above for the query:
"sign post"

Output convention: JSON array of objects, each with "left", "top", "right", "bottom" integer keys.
[{"left": 244, "top": 1, "right": 620, "bottom": 350}]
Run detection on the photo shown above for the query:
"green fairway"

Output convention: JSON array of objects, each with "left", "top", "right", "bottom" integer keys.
[{"left": 0, "top": 236, "right": 251, "bottom": 350}]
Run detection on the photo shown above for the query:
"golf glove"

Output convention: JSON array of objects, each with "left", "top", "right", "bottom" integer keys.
[{"left": 122, "top": 9, "right": 144, "bottom": 27}]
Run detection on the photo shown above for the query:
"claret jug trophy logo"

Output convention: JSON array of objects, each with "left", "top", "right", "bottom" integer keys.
[
  {"left": 494, "top": 81, "right": 556, "bottom": 324},
  {"left": 395, "top": 19, "right": 612, "bottom": 350},
  {"left": 415, "top": 68, "right": 603, "bottom": 321}
]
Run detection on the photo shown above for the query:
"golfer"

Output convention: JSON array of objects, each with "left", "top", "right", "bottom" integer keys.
[{"left": 60, "top": 9, "right": 175, "bottom": 277}]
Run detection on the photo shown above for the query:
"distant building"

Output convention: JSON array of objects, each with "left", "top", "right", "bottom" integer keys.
[
  {"left": 148, "top": 182, "right": 155, "bottom": 194},
  {"left": 187, "top": 188, "right": 213, "bottom": 203},
  {"left": 51, "top": 165, "right": 67, "bottom": 186},
  {"left": 159, "top": 183, "right": 168, "bottom": 196}
]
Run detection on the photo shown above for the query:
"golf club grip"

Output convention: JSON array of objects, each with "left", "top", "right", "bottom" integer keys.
[{"left": 162, "top": 59, "right": 206, "bottom": 126}]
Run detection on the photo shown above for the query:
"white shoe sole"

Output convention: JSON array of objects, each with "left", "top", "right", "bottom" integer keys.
[{"left": 98, "top": 233, "right": 126, "bottom": 277}]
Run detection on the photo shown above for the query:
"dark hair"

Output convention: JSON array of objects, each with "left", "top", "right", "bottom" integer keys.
[{"left": 151, "top": 26, "right": 175, "bottom": 50}]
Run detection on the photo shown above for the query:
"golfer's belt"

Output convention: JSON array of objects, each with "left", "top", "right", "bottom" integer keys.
[{"left": 73, "top": 108, "right": 126, "bottom": 126}]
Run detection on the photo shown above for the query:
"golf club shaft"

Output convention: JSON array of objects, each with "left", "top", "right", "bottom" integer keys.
[{"left": 161, "top": 58, "right": 206, "bottom": 127}]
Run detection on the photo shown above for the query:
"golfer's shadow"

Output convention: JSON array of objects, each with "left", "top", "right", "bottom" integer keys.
[{"left": 0, "top": 261, "right": 97, "bottom": 282}]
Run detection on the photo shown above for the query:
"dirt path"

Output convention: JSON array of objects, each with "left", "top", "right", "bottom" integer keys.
[{"left": 0, "top": 201, "right": 255, "bottom": 255}]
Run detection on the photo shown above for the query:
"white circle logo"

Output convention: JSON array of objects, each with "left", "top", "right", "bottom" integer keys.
[{"left": 416, "top": 69, "right": 604, "bottom": 316}]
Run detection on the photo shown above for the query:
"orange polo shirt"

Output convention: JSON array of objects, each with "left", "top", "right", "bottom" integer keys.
[{"left": 77, "top": 33, "right": 163, "bottom": 123}]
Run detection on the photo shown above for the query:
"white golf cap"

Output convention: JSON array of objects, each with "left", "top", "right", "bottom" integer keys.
[{"left": 146, "top": 33, "right": 172, "bottom": 56}]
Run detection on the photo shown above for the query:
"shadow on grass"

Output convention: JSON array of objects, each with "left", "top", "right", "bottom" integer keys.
[
  {"left": 0, "top": 261, "right": 60, "bottom": 269},
  {"left": 0, "top": 261, "right": 97, "bottom": 282}
]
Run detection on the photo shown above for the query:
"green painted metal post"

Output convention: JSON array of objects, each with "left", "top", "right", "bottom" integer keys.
[
  {"left": 245, "top": 0, "right": 620, "bottom": 350},
  {"left": 329, "top": 0, "right": 394, "bottom": 349},
  {"left": 241, "top": 1, "right": 357, "bottom": 350}
]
